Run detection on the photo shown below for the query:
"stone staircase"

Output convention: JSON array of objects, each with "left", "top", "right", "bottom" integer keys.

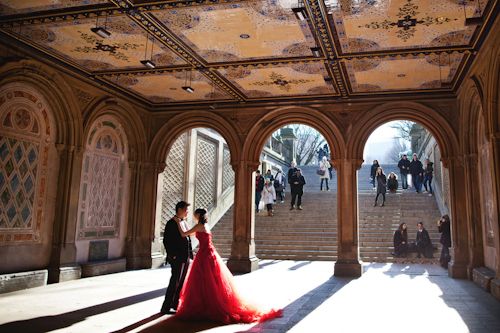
[
  {"left": 357, "top": 163, "right": 443, "bottom": 262},
  {"left": 210, "top": 163, "right": 444, "bottom": 263}
]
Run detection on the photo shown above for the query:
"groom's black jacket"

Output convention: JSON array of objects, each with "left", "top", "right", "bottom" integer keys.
[{"left": 163, "top": 218, "right": 192, "bottom": 262}]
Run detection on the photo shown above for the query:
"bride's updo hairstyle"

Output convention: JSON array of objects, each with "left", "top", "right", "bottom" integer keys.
[{"left": 195, "top": 207, "right": 208, "bottom": 224}]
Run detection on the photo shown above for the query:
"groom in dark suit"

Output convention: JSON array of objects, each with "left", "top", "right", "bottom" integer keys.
[{"left": 161, "top": 201, "right": 193, "bottom": 314}]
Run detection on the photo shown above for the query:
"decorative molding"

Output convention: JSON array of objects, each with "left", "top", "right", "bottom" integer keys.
[{"left": 74, "top": 88, "right": 95, "bottom": 111}]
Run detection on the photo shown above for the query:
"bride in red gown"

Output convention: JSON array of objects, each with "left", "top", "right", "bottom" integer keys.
[{"left": 174, "top": 207, "right": 282, "bottom": 324}]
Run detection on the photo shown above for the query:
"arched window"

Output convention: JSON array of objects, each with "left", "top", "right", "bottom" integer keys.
[
  {"left": 77, "top": 117, "right": 127, "bottom": 241},
  {"left": 0, "top": 89, "right": 52, "bottom": 243}
]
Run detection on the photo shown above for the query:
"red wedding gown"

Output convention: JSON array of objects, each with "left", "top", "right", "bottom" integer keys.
[{"left": 175, "top": 231, "right": 282, "bottom": 324}]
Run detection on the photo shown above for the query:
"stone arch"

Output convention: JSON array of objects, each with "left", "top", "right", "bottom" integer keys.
[
  {"left": 0, "top": 60, "right": 82, "bottom": 147},
  {"left": 149, "top": 111, "right": 241, "bottom": 167},
  {"left": 484, "top": 28, "right": 500, "bottom": 136},
  {"left": 460, "top": 78, "right": 485, "bottom": 155},
  {"left": 347, "top": 101, "right": 459, "bottom": 161},
  {"left": 83, "top": 100, "right": 147, "bottom": 163},
  {"left": 244, "top": 106, "right": 345, "bottom": 167}
]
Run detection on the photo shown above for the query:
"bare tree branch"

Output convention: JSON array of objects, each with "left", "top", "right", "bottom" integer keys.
[
  {"left": 389, "top": 121, "right": 415, "bottom": 142},
  {"left": 290, "top": 125, "right": 326, "bottom": 165},
  {"left": 385, "top": 138, "right": 410, "bottom": 163}
]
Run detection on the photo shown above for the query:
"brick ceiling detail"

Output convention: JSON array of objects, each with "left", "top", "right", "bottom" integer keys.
[{"left": 0, "top": 0, "right": 496, "bottom": 106}]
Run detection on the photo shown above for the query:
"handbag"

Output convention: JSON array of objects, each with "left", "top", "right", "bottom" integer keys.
[
  {"left": 317, "top": 169, "right": 325, "bottom": 176},
  {"left": 369, "top": 178, "right": 373, "bottom": 184},
  {"left": 258, "top": 200, "right": 265, "bottom": 210}
]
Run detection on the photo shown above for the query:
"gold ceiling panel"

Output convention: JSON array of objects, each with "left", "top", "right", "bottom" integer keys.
[
  {"left": 16, "top": 15, "right": 187, "bottom": 72},
  {"left": 0, "top": 0, "right": 103, "bottom": 16},
  {"left": 331, "top": 0, "right": 488, "bottom": 53},
  {"left": 345, "top": 53, "right": 464, "bottom": 93},
  {"left": 151, "top": 0, "right": 318, "bottom": 63},
  {"left": 111, "top": 71, "right": 234, "bottom": 104},
  {"left": 217, "top": 62, "right": 336, "bottom": 98}
]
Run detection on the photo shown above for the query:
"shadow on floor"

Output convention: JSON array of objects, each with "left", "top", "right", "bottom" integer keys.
[
  {"left": 132, "top": 274, "right": 353, "bottom": 333},
  {"left": 133, "top": 315, "right": 224, "bottom": 333},
  {"left": 0, "top": 288, "right": 166, "bottom": 333}
]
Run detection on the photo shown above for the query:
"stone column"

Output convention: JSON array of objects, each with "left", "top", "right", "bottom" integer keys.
[
  {"left": 442, "top": 156, "right": 469, "bottom": 279},
  {"left": 487, "top": 132, "right": 500, "bottom": 279},
  {"left": 151, "top": 162, "right": 167, "bottom": 268},
  {"left": 48, "top": 144, "right": 84, "bottom": 283},
  {"left": 125, "top": 161, "right": 155, "bottom": 270},
  {"left": 463, "top": 153, "right": 484, "bottom": 278},
  {"left": 332, "top": 158, "right": 363, "bottom": 277},
  {"left": 226, "top": 160, "right": 259, "bottom": 273}
]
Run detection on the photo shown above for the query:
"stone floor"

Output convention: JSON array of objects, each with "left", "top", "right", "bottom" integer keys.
[{"left": 1, "top": 261, "right": 499, "bottom": 333}]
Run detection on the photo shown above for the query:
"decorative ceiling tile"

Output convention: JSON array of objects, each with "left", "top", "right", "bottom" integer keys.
[
  {"left": 346, "top": 53, "right": 464, "bottom": 93},
  {"left": 152, "top": 0, "right": 317, "bottom": 63},
  {"left": 217, "top": 62, "right": 336, "bottom": 98},
  {"left": 330, "top": 0, "right": 488, "bottom": 53},
  {"left": 17, "top": 15, "right": 187, "bottom": 71},
  {"left": 0, "top": 0, "right": 103, "bottom": 16},
  {"left": 112, "top": 71, "right": 234, "bottom": 103}
]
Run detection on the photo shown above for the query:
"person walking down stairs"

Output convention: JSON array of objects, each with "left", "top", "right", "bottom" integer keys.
[
  {"left": 290, "top": 168, "right": 306, "bottom": 210},
  {"left": 374, "top": 167, "right": 387, "bottom": 207},
  {"left": 318, "top": 156, "right": 330, "bottom": 191},
  {"left": 274, "top": 170, "right": 285, "bottom": 203},
  {"left": 371, "top": 160, "right": 380, "bottom": 190},
  {"left": 262, "top": 179, "right": 276, "bottom": 216}
]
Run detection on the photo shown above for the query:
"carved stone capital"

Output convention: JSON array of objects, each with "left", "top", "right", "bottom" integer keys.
[
  {"left": 154, "top": 162, "right": 167, "bottom": 174},
  {"left": 489, "top": 131, "right": 500, "bottom": 143},
  {"left": 55, "top": 143, "right": 75, "bottom": 156},
  {"left": 331, "top": 158, "right": 363, "bottom": 171},
  {"left": 441, "top": 156, "right": 463, "bottom": 169}
]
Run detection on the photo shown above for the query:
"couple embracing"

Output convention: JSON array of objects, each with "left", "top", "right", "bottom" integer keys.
[{"left": 161, "top": 201, "right": 282, "bottom": 324}]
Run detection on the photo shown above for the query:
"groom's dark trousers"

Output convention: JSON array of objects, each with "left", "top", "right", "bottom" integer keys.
[{"left": 161, "top": 218, "right": 192, "bottom": 312}]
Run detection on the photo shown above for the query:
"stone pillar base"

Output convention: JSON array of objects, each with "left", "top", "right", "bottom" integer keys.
[
  {"left": 490, "top": 279, "right": 500, "bottom": 301},
  {"left": 334, "top": 261, "right": 363, "bottom": 278},
  {"left": 48, "top": 264, "right": 81, "bottom": 283},
  {"left": 151, "top": 252, "right": 165, "bottom": 269},
  {"left": 448, "top": 262, "right": 468, "bottom": 279},
  {"left": 227, "top": 256, "right": 259, "bottom": 274},
  {"left": 0, "top": 270, "right": 48, "bottom": 294},
  {"left": 126, "top": 255, "right": 152, "bottom": 270}
]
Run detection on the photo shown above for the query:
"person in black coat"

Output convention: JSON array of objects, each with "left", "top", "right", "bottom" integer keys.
[
  {"left": 374, "top": 167, "right": 387, "bottom": 207},
  {"left": 370, "top": 160, "right": 380, "bottom": 190},
  {"left": 392, "top": 222, "right": 409, "bottom": 258},
  {"left": 290, "top": 168, "right": 306, "bottom": 210},
  {"left": 287, "top": 162, "right": 297, "bottom": 189},
  {"left": 397, "top": 155, "right": 410, "bottom": 189},
  {"left": 161, "top": 201, "right": 193, "bottom": 314},
  {"left": 438, "top": 214, "right": 451, "bottom": 268},
  {"left": 415, "top": 222, "right": 433, "bottom": 258},
  {"left": 423, "top": 159, "right": 434, "bottom": 196},
  {"left": 255, "top": 170, "right": 265, "bottom": 212},
  {"left": 409, "top": 154, "right": 423, "bottom": 193}
]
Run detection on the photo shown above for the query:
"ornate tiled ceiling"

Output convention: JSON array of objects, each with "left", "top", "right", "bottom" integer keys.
[{"left": 0, "top": 0, "right": 497, "bottom": 106}]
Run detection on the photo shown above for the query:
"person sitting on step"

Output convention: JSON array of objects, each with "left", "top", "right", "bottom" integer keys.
[
  {"left": 391, "top": 222, "right": 409, "bottom": 258},
  {"left": 414, "top": 222, "right": 433, "bottom": 258},
  {"left": 387, "top": 172, "right": 398, "bottom": 194}
]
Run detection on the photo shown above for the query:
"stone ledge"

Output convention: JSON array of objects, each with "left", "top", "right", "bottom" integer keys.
[
  {"left": 81, "top": 258, "right": 126, "bottom": 278},
  {"left": 0, "top": 269, "right": 48, "bottom": 294},
  {"left": 490, "top": 279, "right": 500, "bottom": 302},
  {"left": 473, "top": 267, "right": 496, "bottom": 292}
]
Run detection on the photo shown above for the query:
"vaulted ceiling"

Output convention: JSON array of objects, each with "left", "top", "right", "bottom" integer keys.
[{"left": 0, "top": 0, "right": 497, "bottom": 108}]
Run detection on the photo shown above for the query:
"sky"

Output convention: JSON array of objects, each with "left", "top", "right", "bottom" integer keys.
[{"left": 363, "top": 121, "right": 402, "bottom": 163}]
